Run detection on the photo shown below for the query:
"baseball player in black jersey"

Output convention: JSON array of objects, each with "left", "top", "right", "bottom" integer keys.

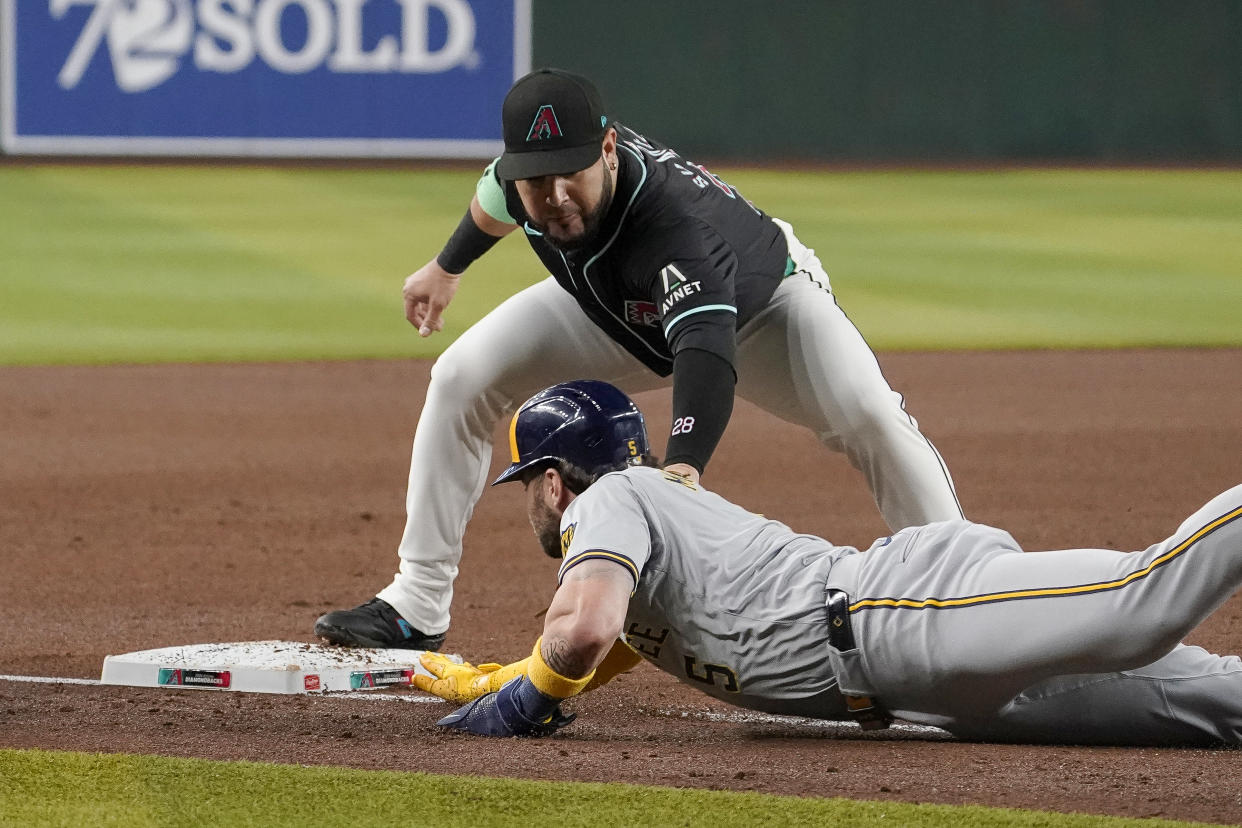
[{"left": 315, "top": 68, "right": 964, "bottom": 651}]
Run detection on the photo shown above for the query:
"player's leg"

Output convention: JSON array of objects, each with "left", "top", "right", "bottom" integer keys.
[
  {"left": 959, "top": 645, "right": 1242, "bottom": 746},
  {"left": 320, "top": 278, "right": 658, "bottom": 645},
  {"left": 853, "top": 485, "right": 1242, "bottom": 719},
  {"left": 734, "top": 221, "right": 962, "bottom": 530}
]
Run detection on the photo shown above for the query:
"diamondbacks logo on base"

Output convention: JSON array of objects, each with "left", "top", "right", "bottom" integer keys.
[
  {"left": 526, "top": 105, "right": 562, "bottom": 141},
  {"left": 349, "top": 668, "right": 415, "bottom": 690},
  {"left": 157, "top": 667, "right": 232, "bottom": 688}
]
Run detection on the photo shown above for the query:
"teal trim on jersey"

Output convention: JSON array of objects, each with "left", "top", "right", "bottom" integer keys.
[
  {"left": 575, "top": 144, "right": 669, "bottom": 365},
  {"left": 849, "top": 503, "right": 1242, "bottom": 614},
  {"left": 558, "top": 551, "right": 640, "bottom": 589},
  {"left": 476, "top": 159, "right": 515, "bottom": 225},
  {"left": 663, "top": 304, "right": 738, "bottom": 336},
  {"left": 784, "top": 255, "right": 797, "bottom": 277},
  {"left": 523, "top": 222, "right": 544, "bottom": 237}
]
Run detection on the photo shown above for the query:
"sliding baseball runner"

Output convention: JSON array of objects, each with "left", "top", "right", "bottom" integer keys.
[{"left": 415, "top": 381, "right": 1242, "bottom": 746}]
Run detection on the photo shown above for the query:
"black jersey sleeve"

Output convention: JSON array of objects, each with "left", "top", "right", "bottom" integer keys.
[
  {"left": 650, "top": 222, "right": 740, "bottom": 363},
  {"left": 643, "top": 222, "right": 742, "bottom": 473},
  {"left": 664, "top": 347, "right": 735, "bottom": 473}
]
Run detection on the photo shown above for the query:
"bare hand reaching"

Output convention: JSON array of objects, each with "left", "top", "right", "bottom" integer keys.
[{"left": 403, "top": 259, "right": 461, "bottom": 337}]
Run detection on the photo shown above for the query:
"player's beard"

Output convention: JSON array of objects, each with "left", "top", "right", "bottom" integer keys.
[
  {"left": 542, "top": 168, "right": 613, "bottom": 255},
  {"left": 530, "top": 497, "right": 564, "bottom": 559}
]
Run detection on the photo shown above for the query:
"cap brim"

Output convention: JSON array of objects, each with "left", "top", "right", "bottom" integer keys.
[
  {"left": 492, "top": 453, "right": 561, "bottom": 486},
  {"left": 496, "top": 141, "right": 603, "bottom": 180},
  {"left": 491, "top": 463, "right": 525, "bottom": 486}
]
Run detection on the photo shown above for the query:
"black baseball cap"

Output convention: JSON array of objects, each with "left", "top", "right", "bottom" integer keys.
[{"left": 496, "top": 68, "right": 609, "bottom": 181}]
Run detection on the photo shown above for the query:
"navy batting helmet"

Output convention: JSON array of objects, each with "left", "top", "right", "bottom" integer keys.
[{"left": 492, "top": 380, "right": 650, "bottom": 486}]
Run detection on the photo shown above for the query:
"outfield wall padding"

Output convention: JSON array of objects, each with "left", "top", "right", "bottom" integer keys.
[{"left": 532, "top": 0, "right": 1242, "bottom": 162}]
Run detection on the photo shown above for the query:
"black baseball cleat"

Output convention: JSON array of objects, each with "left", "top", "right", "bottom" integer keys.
[{"left": 314, "top": 598, "right": 446, "bottom": 651}]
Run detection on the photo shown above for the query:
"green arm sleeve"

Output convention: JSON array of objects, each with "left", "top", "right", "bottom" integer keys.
[{"left": 476, "top": 158, "right": 516, "bottom": 225}]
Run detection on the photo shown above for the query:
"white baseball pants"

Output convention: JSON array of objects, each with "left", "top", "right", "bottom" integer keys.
[{"left": 379, "top": 225, "right": 963, "bottom": 634}]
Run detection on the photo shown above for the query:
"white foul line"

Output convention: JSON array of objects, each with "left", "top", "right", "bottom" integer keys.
[
  {"left": 325, "top": 692, "right": 442, "bottom": 704},
  {"left": 677, "top": 708, "right": 952, "bottom": 738},
  {"left": 0, "top": 674, "right": 101, "bottom": 686}
]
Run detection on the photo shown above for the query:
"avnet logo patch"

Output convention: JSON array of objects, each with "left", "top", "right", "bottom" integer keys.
[
  {"left": 2, "top": 0, "right": 529, "bottom": 155},
  {"left": 54, "top": 0, "right": 481, "bottom": 93}
]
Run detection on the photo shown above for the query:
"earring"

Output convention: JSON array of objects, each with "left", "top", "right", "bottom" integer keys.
[{"left": 608, "top": 160, "right": 617, "bottom": 171}]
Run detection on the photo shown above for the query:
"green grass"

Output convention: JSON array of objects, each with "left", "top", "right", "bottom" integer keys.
[
  {"left": 0, "top": 164, "right": 540, "bottom": 364},
  {"left": 3, "top": 165, "right": 1233, "bottom": 822},
  {"left": 0, "top": 748, "right": 1209, "bottom": 828},
  {"left": 2, "top": 164, "right": 1239, "bottom": 365},
  {"left": 724, "top": 168, "right": 1242, "bottom": 350}
]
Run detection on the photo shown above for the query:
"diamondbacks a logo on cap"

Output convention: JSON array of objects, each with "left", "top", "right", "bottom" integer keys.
[{"left": 526, "top": 105, "right": 563, "bottom": 141}]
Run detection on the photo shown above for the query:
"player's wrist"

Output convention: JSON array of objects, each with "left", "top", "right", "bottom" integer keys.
[
  {"left": 502, "top": 676, "right": 560, "bottom": 721},
  {"left": 491, "top": 676, "right": 576, "bottom": 736},
  {"left": 528, "top": 636, "right": 595, "bottom": 699},
  {"left": 436, "top": 208, "right": 503, "bottom": 274}
]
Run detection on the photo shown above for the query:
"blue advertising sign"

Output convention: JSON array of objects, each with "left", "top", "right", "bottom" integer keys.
[{"left": 1, "top": 0, "right": 529, "bottom": 156}]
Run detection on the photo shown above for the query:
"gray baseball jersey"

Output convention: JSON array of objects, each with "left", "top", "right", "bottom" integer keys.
[
  {"left": 558, "top": 467, "right": 1242, "bottom": 745},
  {"left": 558, "top": 465, "right": 859, "bottom": 719}
]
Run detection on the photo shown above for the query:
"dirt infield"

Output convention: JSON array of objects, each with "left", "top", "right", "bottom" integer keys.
[{"left": 1, "top": 350, "right": 1240, "bottom": 824}]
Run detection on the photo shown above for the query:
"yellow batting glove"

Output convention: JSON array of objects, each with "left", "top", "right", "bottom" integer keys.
[{"left": 413, "top": 652, "right": 530, "bottom": 703}]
